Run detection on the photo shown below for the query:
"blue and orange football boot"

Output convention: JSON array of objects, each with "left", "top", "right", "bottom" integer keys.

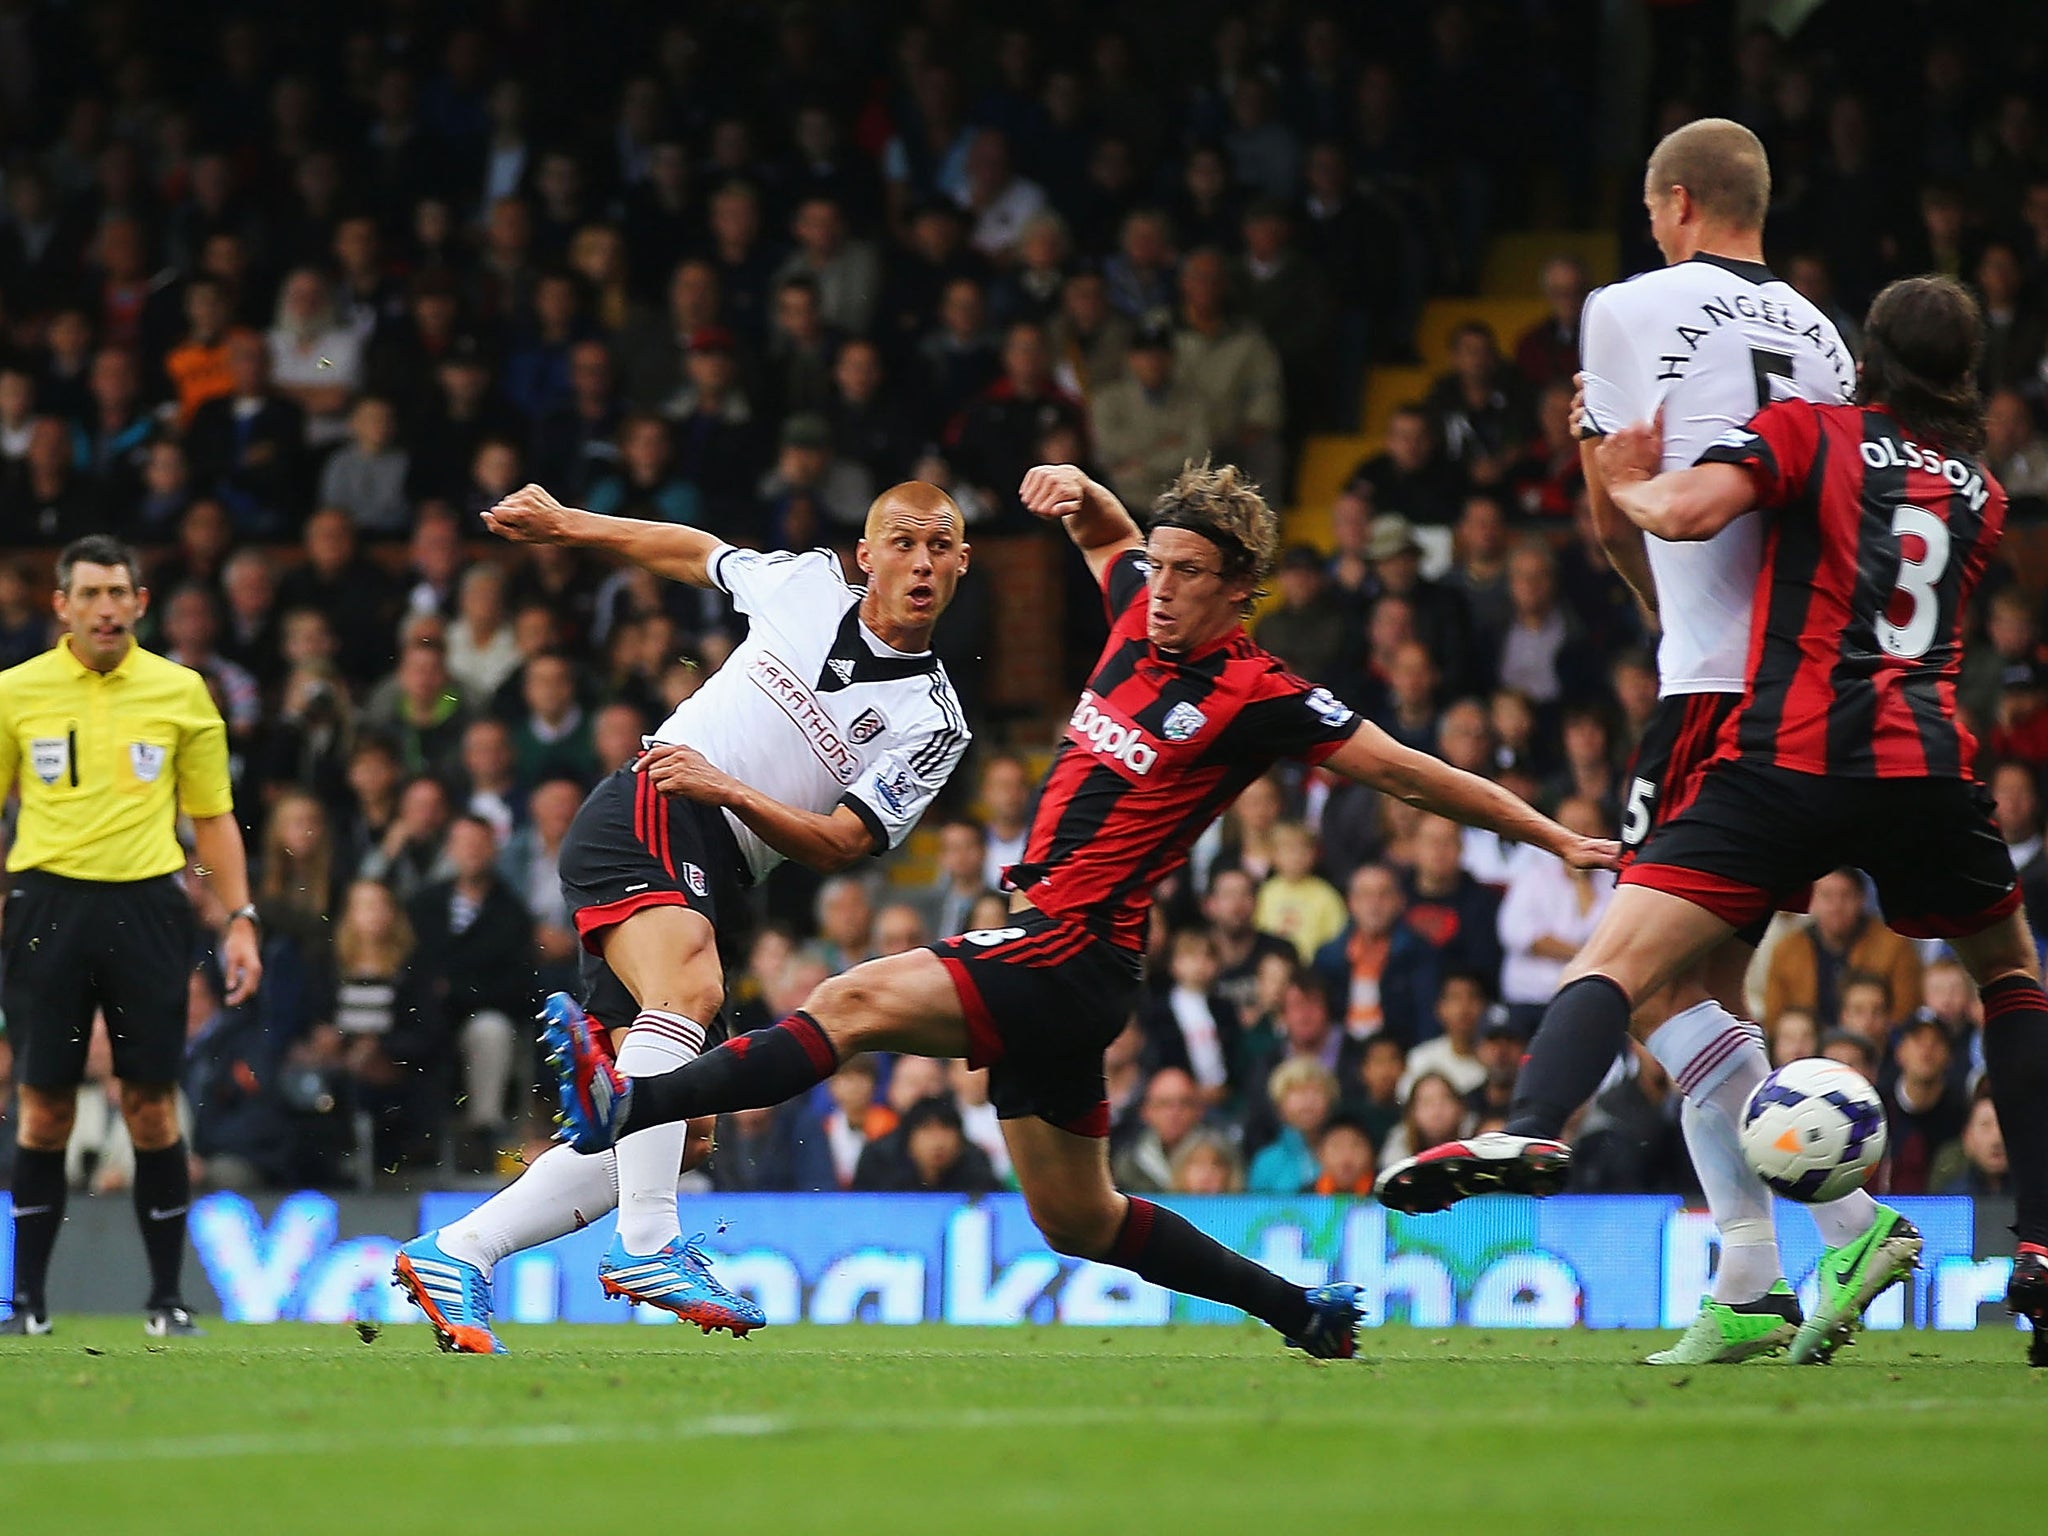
[
  {"left": 392, "top": 1233, "right": 506, "bottom": 1354},
  {"left": 599, "top": 1233, "right": 767, "bottom": 1337}
]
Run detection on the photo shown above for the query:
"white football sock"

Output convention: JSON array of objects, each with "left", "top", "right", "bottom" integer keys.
[
  {"left": 1648, "top": 1001, "right": 1782, "bottom": 1304},
  {"left": 436, "top": 1143, "right": 620, "bottom": 1278},
  {"left": 613, "top": 1010, "right": 706, "bottom": 1256}
]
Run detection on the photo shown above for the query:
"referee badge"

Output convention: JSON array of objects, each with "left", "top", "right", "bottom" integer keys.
[
  {"left": 129, "top": 741, "right": 166, "bottom": 782},
  {"left": 30, "top": 737, "right": 66, "bottom": 785}
]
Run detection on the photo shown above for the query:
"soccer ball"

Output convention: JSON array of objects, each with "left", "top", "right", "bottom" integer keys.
[{"left": 1739, "top": 1058, "right": 1888, "bottom": 1202}]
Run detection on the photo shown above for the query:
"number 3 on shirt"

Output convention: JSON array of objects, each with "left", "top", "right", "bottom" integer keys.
[{"left": 1878, "top": 505, "right": 1949, "bottom": 661}]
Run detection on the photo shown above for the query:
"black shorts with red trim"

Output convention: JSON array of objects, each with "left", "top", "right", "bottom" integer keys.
[
  {"left": 558, "top": 766, "right": 750, "bottom": 1032},
  {"left": 1617, "top": 692, "right": 1741, "bottom": 865},
  {"left": 1621, "top": 760, "right": 2022, "bottom": 941},
  {"left": 930, "top": 907, "right": 1142, "bottom": 1137}
]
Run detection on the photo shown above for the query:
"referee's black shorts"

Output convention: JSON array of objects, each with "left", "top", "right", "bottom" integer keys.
[{"left": 2, "top": 869, "right": 195, "bottom": 1089}]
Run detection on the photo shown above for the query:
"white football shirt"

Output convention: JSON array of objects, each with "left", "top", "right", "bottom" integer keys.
[
  {"left": 649, "top": 546, "right": 970, "bottom": 882},
  {"left": 1579, "top": 253, "right": 1854, "bottom": 695}
]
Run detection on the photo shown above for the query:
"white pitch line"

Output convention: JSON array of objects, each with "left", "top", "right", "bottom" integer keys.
[{"left": 0, "top": 1397, "right": 1976, "bottom": 1468}]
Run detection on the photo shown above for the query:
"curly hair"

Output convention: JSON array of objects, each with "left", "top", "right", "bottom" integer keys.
[
  {"left": 1147, "top": 459, "right": 1280, "bottom": 615},
  {"left": 1857, "top": 274, "right": 1987, "bottom": 455}
]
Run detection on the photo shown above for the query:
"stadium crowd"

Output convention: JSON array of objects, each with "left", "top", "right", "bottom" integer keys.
[{"left": 0, "top": 0, "right": 2040, "bottom": 1205}]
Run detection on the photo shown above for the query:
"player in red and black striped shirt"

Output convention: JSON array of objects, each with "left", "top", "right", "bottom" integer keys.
[
  {"left": 544, "top": 460, "right": 1615, "bottom": 1359},
  {"left": 1405, "top": 276, "right": 2048, "bottom": 1361}
]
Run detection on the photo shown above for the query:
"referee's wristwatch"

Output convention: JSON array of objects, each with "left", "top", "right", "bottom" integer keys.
[{"left": 227, "top": 903, "right": 262, "bottom": 935}]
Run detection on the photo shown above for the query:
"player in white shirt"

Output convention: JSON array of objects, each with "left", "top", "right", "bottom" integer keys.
[
  {"left": 395, "top": 481, "right": 970, "bottom": 1353},
  {"left": 1380, "top": 120, "right": 1920, "bottom": 1365}
]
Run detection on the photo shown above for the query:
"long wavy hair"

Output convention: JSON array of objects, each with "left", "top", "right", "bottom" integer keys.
[{"left": 1855, "top": 274, "right": 1987, "bottom": 456}]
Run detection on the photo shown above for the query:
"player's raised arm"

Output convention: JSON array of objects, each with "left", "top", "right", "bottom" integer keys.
[
  {"left": 1019, "top": 464, "right": 1143, "bottom": 586},
  {"left": 1596, "top": 415, "right": 1758, "bottom": 542},
  {"left": 1322, "top": 720, "right": 1620, "bottom": 871},
  {"left": 484, "top": 483, "right": 726, "bottom": 589}
]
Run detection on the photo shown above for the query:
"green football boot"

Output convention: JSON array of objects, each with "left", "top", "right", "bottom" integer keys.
[
  {"left": 1787, "top": 1207, "right": 1922, "bottom": 1365},
  {"left": 1644, "top": 1281, "right": 1802, "bottom": 1365}
]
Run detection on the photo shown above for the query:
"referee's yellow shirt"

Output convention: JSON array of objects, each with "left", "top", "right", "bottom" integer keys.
[{"left": 0, "top": 637, "right": 234, "bottom": 882}]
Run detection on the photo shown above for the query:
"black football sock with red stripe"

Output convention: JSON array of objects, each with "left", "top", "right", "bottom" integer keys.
[
  {"left": 1980, "top": 976, "right": 2048, "bottom": 1246},
  {"left": 619, "top": 1011, "right": 839, "bottom": 1137},
  {"left": 1505, "top": 975, "right": 1632, "bottom": 1139},
  {"left": 1107, "top": 1197, "right": 1313, "bottom": 1337}
]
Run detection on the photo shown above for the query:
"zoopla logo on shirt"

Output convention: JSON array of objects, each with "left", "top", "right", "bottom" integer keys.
[{"left": 1068, "top": 691, "right": 1160, "bottom": 776}]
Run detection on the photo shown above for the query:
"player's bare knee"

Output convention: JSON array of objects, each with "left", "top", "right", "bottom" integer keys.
[
  {"left": 118, "top": 1083, "right": 179, "bottom": 1150},
  {"left": 1026, "top": 1194, "right": 1123, "bottom": 1260},
  {"left": 17, "top": 1087, "right": 75, "bottom": 1151},
  {"left": 806, "top": 970, "right": 890, "bottom": 1041}
]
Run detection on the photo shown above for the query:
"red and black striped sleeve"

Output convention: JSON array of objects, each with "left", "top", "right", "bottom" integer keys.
[
  {"left": 1221, "top": 663, "right": 1362, "bottom": 767},
  {"left": 1101, "top": 547, "right": 1150, "bottom": 621},
  {"left": 1694, "top": 398, "right": 1824, "bottom": 509}
]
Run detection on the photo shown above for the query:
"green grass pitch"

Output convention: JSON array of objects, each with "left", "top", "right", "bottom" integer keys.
[{"left": 2, "top": 1324, "right": 2041, "bottom": 1534}]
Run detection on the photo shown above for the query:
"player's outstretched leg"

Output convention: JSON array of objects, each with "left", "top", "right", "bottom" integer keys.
[
  {"left": 1004, "top": 1117, "right": 1365, "bottom": 1358},
  {"left": 1373, "top": 972, "right": 1630, "bottom": 1211}
]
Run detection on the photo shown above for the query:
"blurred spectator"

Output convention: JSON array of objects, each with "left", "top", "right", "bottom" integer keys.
[
  {"left": 218, "top": 547, "right": 282, "bottom": 691},
  {"left": 949, "top": 1061, "right": 1012, "bottom": 1182},
  {"left": 184, "top": 328, "right": 306, "bottom": 535},
  {"left": 1204, "top": 866, "right": 1298, "bottom": 1020},
  {"left": 1403, "top": 814, "right": 1504, "bottom": 995},
  {"left": 1767, "top": 1008, "right": 1820, "bottom": 1068},
  {"left": 1141, "top": 929, "right": 1243, "bottom": 1106},
  {"left": 1349, "top": 405, "right": 1460, "bottom": 527},
  {"left": 445, "top": 563, "right": 522, "bottom": 703},
  {"left": 918, "top": 818, "right": 996, "bottom": 942},
  {"left": 1837, "top": 973, "right": 1898, "bottom": 1071},
  {"left": 406, "top": 815, "right": 537, "bottom": 1172},
  {"left": 815, "top": 876, "right": 875, "bottom": 974},
  {"left": 1509, "top": 380, "right": 1584, "bottom": 520},
  {"left": 369, "top": 637, "right": 470, "bottom": 778},
  {"left": 1235, "top": 201, "right": 1333, "bottom": 437},
  {"left": 948, "top": 321, "right": 1084, "bottom": 529},
  {"left": 1104, "top": 207, "right": 1177, "bottom": 321},
  {"left": 871, "top": 904, "right": 929, "bottom": 958},
  {"left": 1344, "top": 1033, "right": 1407, "bottom": 1152},
  {"left": 1368, "top": 514, "right": 1478, "bottom": 699},
  {"left": 1824, "top": 1028, "right": 1881, "bottom": 1080},
  {"left": 500, "top": 778, "right": 582, "bottom": 996},
  {"left": 853, "top": 1095, "right": 1000, "bottom": 1194},
  {"left": 1931, "top": 1091, "right": 2009, "bottom": 1197},
  {"left": 758, "top": 412, "right": 872, "bottom": 541},
  {"left": 1048, "top": 269, "right": 1134, "bottom": 403},
  {"left": 1917, "top": 956, "right": 1983, "bottom": 1093},
  {"left": 1985, "top": 389, "right": 2048, "bottom": 502},
  {"left": 1513, "top": 255, "right": 1589, "bottom": 390},
  {"left": 1763, "top": 869, "right": 1923, "bottom": 1031},
  {"left": 585, "top": 414, "right": 701, "bottom": 526},
  {"left": 1883, "top": 1014, "right": 1969, "bottom": 1195},
  {"left": 977, "top": 754, "right": 1033, "bottom": 888},
  {"left": 509, "top": 652, "right": 595, "bottom": 787},
  {"left": 1254, "top": 821, "right": 1347, "bottom": 963},
  {"left": 1254, "top": 545, "right": 1354, "bottom": 694},
  {"left": 456, "top": 719, "right": 521, "bottom": 844},
  {"left": 825, "top": 339, "right": 920, "bottom": 491},
  {"left": 1426, "top": 321, "right": 1529, "bottom": 486},
  {"left": 1173, "top": 247, "right": 1284, "bottom": 493},
  {"left": 2, "top": 415, "right": 103, "bottom": 541},
  {"left": 1570, "top": 1053, "right": 1695, "bottom": 1195},
  {"left": 1112, "top": 1066, "right": 1207, "bottom": 1193},
  {"left": 316, "top": 395, "right": 410, "bottom": 534},
  {"left": 1312, "top": 862, "right": 1437, "bottom": 1047},
  {"left": 1399, "top": 971, "right": 1492, "bottom": 1098},
  {"left": 1310, "top": 1117, "right": 1377, "bottom": 1196},
  {"left": 1988, "top": 758, "right": 2048, "bottom": 937},
  {"left": 1170, "top": 1129, "right": 1247, "bottom": 1195},
  {"left": 1090, "top": 320, "right": 1210, "bottom": 512},
  {"left": 276, "top": 508, "right": 399, "bottom": 685},
  {"left": 1248, "top": 1058, "right": 1336, "bottom": 1192},
  {"left": 959, "top": 128, "right": 1047, "bottom": 264},
  {"left": 161, "top": 583, "right": 262, "bottom": 744},
  {"left": 358, "top": 773, "right": 455, "bottom": 903},
  {"left": 711, "top": 1103, "right": 835, "bottom": 1194},
  {"left": 1498, "top": 793, "right": 1614, "bottom": 1023},
  {"left": 532, "top": 339, "right": 624, "bottom": 498},
  {"left": 268, "top": 268, "right": 360, "bottom": 448},
  {"left": 1380, "top": 1070, "right": 1472, "bottom": 1166},
  {"left": 1467, "top": 1011, "right": 1525, "bottom": 1124}
]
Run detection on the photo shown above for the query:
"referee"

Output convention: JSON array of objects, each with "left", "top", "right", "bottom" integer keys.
[{"left": 0, "top": 536, "right": 262, "bottom": 1336}]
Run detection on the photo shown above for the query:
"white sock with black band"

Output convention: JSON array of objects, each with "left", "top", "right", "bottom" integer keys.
[{"left": 613, "top": 1010, "right": 707, "bottom": 1256}]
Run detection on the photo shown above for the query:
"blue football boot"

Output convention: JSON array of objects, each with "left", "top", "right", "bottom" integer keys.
[
  {"left": 599, "top": 1233, "right": 767, "bottom": 1337},
  {"left": 392, "top": 1233, "right": 506, "bottom": 1354}
]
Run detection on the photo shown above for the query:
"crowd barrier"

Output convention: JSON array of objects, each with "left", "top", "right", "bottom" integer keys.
[{"left": 2, "top": 1190, "right": 2022, "bottom": 1331}]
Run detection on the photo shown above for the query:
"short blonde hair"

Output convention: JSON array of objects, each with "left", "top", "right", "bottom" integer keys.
[
  {"left": 1149, "top": 459, "right": 1279, "bottom": 613},
  {"left": 1268, "top": 1056, "right": 1339, "bottom": 1106},
  {"left": 1645, "top": 117, "right": 1771, "bottom": 230}
]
